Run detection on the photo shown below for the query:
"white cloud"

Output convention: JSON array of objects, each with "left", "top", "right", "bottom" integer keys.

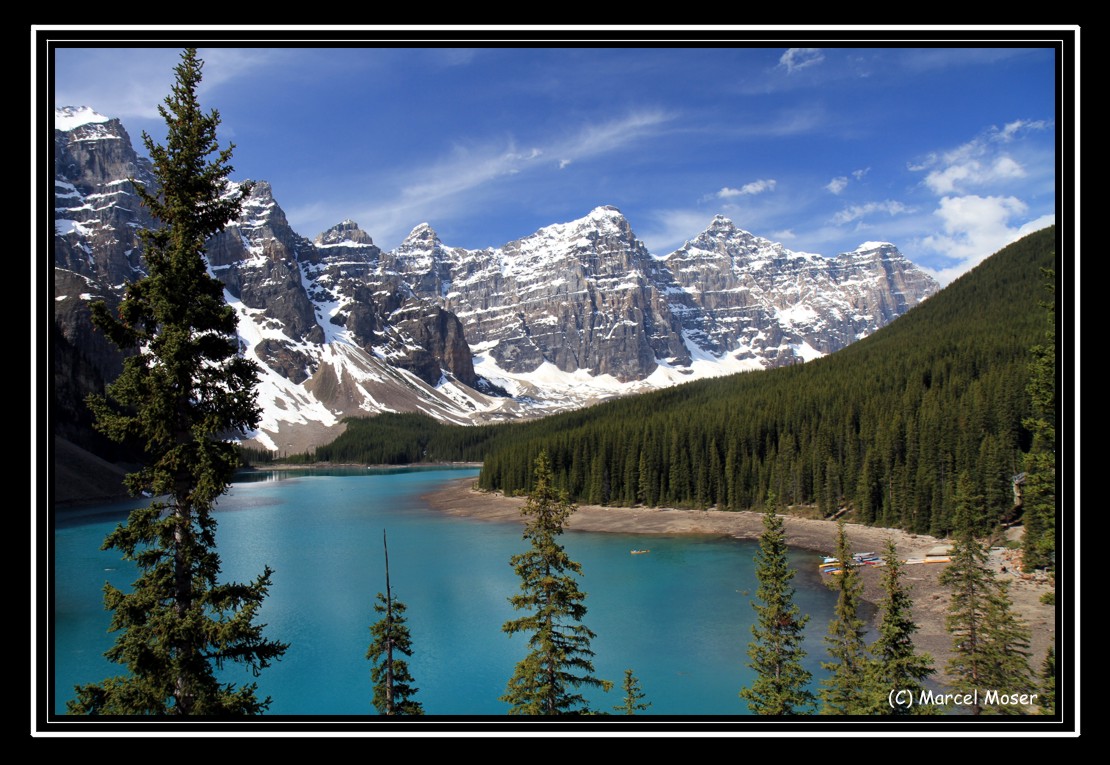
[
  {"left": 779, "top": 48, "right": 824, "bottom": 74},
  {"left": 913, "top": 121, "right": 1046, "bottom": 195},
  {"left": 558, "top": 159, "right": 572, "bottom": 169},
  {"left": 991, "top": 156, "right": 1026, "bottom": 179},
  {"left": 741, "top": 178, "right": 776, "bottom": 195},
  {"left": 827, "top": 169, "right": 868, "bottom": 194},
  {"left": 996, "top": 119, "right": 1050, "bottom": 142},
  {"left": 832, "top": 200, "right": 913, "bottom": 225},
  {"left": 717, "top": 179, "right": 776, "bottom": 198},
  {"left": 923, "top": 155, "right": 1027, "bottom": 195},
  {"left": 921, "top": 194, "right": 1054, "bottom": 284}
]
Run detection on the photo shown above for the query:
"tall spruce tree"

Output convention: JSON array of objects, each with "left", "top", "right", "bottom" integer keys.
[
  {"left": 740, "top": 494, "right": 816, "bottom": 715},
  {"left": 819, "top": 520, "right": 872, "bottom": 714},
  {"left": 868, "top": 539, "right": 935, "bottom": 715},
  {"left": 367, "top": 530, "right": 423, "bottom": 715},
  {"left": 940, "top": 529, "right": 1033, "bottom": 715},
  {"left": 67, "top": 48, "right": 287, "bottom": 715},
  {"left": 500, "top": 451, "right": 611, "bottom": 715}
]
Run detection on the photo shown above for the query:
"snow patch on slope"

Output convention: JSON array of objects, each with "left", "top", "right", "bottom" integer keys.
[{"left": 55, "top": 106, "right": 111, "bottom": 131}]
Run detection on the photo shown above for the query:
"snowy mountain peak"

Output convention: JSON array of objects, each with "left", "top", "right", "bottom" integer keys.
[
  {"left": 854, "top": 241, "right": 897, "bottom": 252},
  {"left": 584, "top": 204, "right": 630, "bottom": 229},
  {"left": 55, "top": 106, "right": 110, "bottom": 131},
  {"left": 520, "top": 206, "right": 636, "bottom": 250},
  {"left": 589, "top": 204, "right": 624, "bottom": 217},
  {"left": 315, "top": 219, "right": 374, "bottom": 248},
  {"left": 669, "top": 215, "right": 764, "bottom": 259},
  {"left": 402, "top": 222, "right": 441, "bottom": 247}
]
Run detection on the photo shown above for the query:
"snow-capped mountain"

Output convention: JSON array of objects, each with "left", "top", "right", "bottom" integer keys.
[
  {"left": 663, "top": 215, "right": 939, "bottom": 363},
  {"left": 52, "top": 107, "right": 940, "bottom": 455}
]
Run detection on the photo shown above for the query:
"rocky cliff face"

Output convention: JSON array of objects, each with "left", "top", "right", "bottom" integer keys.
[
  {"left": 663, "top": 215, "right": 938, "bottom": 363},
  {"left": 379, "top": 207, "right": 938, "bottom": 380},
  {"left": 53, "top": 108, "right": 155, "bottom": 286},
  {"left": 379, "top": 208, "right": 689, "bottom": 383},
  {"left": 52, "top": 107, "right": 940, "bottom": 455}
]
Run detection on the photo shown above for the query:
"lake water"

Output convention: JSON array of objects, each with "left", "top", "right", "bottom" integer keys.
[{"left": 53, "top": 467, "right": 843, "bottom": 716}]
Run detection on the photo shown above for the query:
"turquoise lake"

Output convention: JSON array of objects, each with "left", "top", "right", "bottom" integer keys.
[{"left": 53, "top": 467, "right": 843, "bottom": 716}]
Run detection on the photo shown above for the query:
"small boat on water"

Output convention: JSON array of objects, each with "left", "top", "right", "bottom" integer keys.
[{"left": 630, "top": 549, "right": 650, "bottom": 555}]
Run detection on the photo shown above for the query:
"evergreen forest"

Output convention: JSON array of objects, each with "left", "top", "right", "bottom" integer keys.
[{"left": 287, "top": 226, "right": 1057, "bottom": 542}]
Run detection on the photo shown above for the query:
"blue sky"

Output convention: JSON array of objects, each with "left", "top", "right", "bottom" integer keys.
[{"left": 49, "top": 39, "right": 1063, "bottom": 285}]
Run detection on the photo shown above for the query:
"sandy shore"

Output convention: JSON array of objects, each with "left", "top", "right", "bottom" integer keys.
[{"left": 422, "top": 477, "right": 1057, "bottom": 690}]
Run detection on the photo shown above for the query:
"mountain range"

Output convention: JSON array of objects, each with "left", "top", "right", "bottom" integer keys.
[{"left": 52, "top": 106, "right": 939, "bottom": 455}]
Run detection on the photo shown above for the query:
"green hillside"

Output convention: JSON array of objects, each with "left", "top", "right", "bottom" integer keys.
[{"left": 304, "top": 226, "right": 1057, "bottom": 539}]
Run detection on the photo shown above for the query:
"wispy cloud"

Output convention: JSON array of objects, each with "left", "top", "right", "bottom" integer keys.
[
  {"left": 331, "top": 110, "right": 673, "bottom": 245},
  {"left": 922, "top": 155, "right": 1027, "bottom": 195},
  {"left": 997, "top": 118, "right": 1050, "bottom": 142},
  {"left": 827, "top": 167, "right": 868, "bottom": 195},
  {"left": 552, "top": 109, "right": 673, "bottom": 161},
  {"left": 197, "top": 48, "right": 285, "bottom": 91},
  {"left": 832, "top": 200, "right": 913, "bottom": 225},
  {"left": 395, "top": 109, "right": 669, "bottom": 204},
  {"left": 911, "top": 121, "right": 1050, "bottom": 195},
  {"left": 716, "top": 179, "right": 777, "bottom": 199},
  {"left": 778, "top": 48, "right": 824, "bottom": 74}
]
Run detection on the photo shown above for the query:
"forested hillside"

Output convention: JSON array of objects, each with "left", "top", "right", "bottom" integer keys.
[{"left": 301, "top": 226, "right": 1057, "bottom": 539}]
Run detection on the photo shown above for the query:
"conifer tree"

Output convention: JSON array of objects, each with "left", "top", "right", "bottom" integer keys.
[
  {"left": 868, "top": 539, "right": 935, "bottom": 715},
  {"left": 613, "top": 669, "right": 651, "bottom": 715},
  {"left": 368, "top": 594, "right": 422, "bottom": 715},
  {"left": 1039, "top": 641, "right": 1056, "bottom": 715},
  {"left": 940, "top": 529, "right": 1033, "bottom": 715},
  {"left": 67, "top": 48, "right": 287, "bottom": 715},
  {"left": 1023, "top": 267, "right": 1056, "bottom": 571},
  {"left": 501, "top": 451, "right": 611, "bottom": 715},
  {"left": 367, "top": 530, "right": 423, "bottom": 715},
  {"left": 740, "top": 494, "right": 816, "bottom": 715},
  {"left": 819, "top": 520, "right": 872, "bottom": 714}
]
